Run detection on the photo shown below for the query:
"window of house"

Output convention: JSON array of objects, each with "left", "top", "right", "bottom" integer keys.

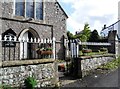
[
  {"left": 15, "top": 0, "right": 24, "bottom": 16},
  {"left": 26, "top": 0, "right": 34, "bottom": 18},
  {"left": 36, "top": 0, "right": 43, "bottom": 20},
  {"left": 15, "top": 0, "right": 43, "bottom": 20}
]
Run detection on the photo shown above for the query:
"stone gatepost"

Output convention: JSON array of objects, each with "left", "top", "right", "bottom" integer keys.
[
  {"left": 108, "top": 30, "right": 119, "bottom": 58},
  {"left": 108, "top": 30, "right": 116, "bottom": 53}
]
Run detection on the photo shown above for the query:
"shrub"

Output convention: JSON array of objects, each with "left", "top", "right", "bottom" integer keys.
[
  {"left": 46, "top": 48, "right": 52, "bottom": 51},
  {"left": 100, "top": 47, "right": 108, "bottom": 52},
  {"left": 24, "top": 76, "right": 37, "bottom": 89}
]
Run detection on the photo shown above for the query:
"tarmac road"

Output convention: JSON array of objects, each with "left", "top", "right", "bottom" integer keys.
[
  {"left": 84, "top": 68, "right": 119, "bottom": 87},
  {"left": 61, "top": 68, "right": 119, "bottom": 88}
]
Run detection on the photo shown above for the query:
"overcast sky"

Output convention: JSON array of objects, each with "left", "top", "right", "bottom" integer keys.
[{"left": 59, "top": 0, "right": 120, "bottom": 34}]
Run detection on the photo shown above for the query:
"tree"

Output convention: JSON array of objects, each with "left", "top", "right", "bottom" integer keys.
[
  {"left": 75, "top": 23, "right": 91, "bottom": 42},
  {"left": 88, "top": 29, "right": 100, "bottom": 42},
  {"left": 67, "top": 31, "right": 75, "bottom": 40}
]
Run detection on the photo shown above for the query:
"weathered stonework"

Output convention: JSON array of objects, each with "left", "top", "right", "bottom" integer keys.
[
  {"left": 81, "top": 56, "right": 115, "bottom": 77},
  {"left": 0, "top": 0, "right": 67, "bottom": 87},
  {"left": 1, "top": 1, "right": 68, "bottom": 60},
  {"left": 73, "top": 54, "right": 115, "bottom": 78},
  {"left": 0, "top": 59, "right": 57, "bottom": 87}
]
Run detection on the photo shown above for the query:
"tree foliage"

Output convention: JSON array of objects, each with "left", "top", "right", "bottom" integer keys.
[
  {"left": 75, "top": 23, "right": 91, "bottom": 42},
  {"left": 67, "top": 31, "right": 75, "bottom": 40},
  {"left": 88, "top": 29, "right": 100, "bottom": 42}
]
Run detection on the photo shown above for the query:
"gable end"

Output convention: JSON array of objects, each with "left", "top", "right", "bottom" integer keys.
[{"left": 55, "top": 1, "right": 68, "bottom": 18}]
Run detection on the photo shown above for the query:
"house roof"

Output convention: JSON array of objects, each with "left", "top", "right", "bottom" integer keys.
[{"left": 56, "top": 1, "right": 68, "bottom": 18}]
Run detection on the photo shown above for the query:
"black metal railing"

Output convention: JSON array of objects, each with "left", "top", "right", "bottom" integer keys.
[{"left": 0, "top": 36, "right": 55, "bottom": 62}]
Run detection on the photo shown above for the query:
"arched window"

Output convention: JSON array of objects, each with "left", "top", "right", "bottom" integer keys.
[{"left": 2, "top": 29, "right": 16, "bottom": 47}]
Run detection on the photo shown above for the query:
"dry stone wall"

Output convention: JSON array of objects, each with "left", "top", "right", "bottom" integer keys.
[
  {"left": 0, "top": 59, "right": 57, "bottom": 87},
  {"left": 81, "top": 56, "right": 115, "bottom": 77}
]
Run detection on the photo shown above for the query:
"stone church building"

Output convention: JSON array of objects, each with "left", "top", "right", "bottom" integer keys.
[
  {"left": 0, "top": 0, "right": 68, "bottom": 87},
  {"left": 0, "top": 0, "right": 68, "bottom": 60}
]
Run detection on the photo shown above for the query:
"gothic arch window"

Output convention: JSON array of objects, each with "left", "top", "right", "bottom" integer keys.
[{"left": 2, "top": 29, "right": 16, "bottom": 47}]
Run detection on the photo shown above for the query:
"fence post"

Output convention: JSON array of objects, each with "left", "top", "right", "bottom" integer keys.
[
  {"left": 70, "top": 39, "right": 79, "bottom": 58},
  {"left": 53, "top": 37, "right": 56, "bottom": 59},
  {"left": 76, "top": 41, "right": 79, "bottom": 58},
  {"left": 19, "top": 37, "right": 23, "bottom": 60}
]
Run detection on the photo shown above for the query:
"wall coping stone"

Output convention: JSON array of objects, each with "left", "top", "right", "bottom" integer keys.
[
  {"left": 1, "top": 59, "right": 55, "bottom": 67},
  {"left": 80, "top": 54, "right": 115, "bottom": 60}
]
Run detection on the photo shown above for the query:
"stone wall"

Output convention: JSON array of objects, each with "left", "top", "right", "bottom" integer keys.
[
  {"left": 73, "top": 54, "right": 115, "bottom": 78},
  {"left": 81, "top": 55, "right": 115, "bottom": 77},
  {"left": 0, "top": 59, "right": 58, "bottom": 87}
]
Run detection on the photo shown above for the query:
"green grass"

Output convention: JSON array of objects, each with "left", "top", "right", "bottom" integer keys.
[
  {"left": 57, "top": 59, "right": 66, "bottom": 63},
  {"left": 98, "top": 56, "right": 120, "bottom": 70},
  {"left": 79, "top": 51, "right": 107, "bottom": 56}
]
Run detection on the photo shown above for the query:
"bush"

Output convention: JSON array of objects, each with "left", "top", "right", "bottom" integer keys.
[
  {"left": 100, "top": 47, "right": 108, "bottom": 52},
  {"left": 24, "top": 76, "right": 37, "bottom": 89}
]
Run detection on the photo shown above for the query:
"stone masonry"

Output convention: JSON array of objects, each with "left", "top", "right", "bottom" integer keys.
[
  {"left": 0, "top": 59, "right": 57, "bottom": 87},
  {"left": 0, "top": 0, "right": 68, "bottom": 87},
  {"left": 73, "top": 55, "right": 115, "bottom": 78},
  {"left": 0, "top": 0, "right": 68, "bottom": 60},
  {"left": 81, "top": 56, "right": 115, "bottom": 77}
]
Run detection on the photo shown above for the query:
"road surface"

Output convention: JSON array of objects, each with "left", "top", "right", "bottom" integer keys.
[{"left": 60, "top": 68, "right": 119, "bottom": 88}]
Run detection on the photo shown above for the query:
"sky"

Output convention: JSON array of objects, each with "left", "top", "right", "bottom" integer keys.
[{"left": 58, "top": 0, "right": 120, "bottom": 35}]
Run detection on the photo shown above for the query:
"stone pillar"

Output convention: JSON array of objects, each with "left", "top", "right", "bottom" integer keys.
[
  {"left": 108, "top": 30, "right": 117, "bottom": 54},
  {"left": 73, "top": 58, "right": 82, "bottom": 78}
]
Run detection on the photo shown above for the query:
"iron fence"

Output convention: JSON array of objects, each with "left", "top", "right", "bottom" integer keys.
[{"left": 0, "top": 35, "right": 56, "bottom": 61}]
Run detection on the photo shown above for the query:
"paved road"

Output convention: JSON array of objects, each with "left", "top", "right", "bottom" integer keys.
[{"left": 60, "top": 68, "right": 119, "bottom": 88}]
